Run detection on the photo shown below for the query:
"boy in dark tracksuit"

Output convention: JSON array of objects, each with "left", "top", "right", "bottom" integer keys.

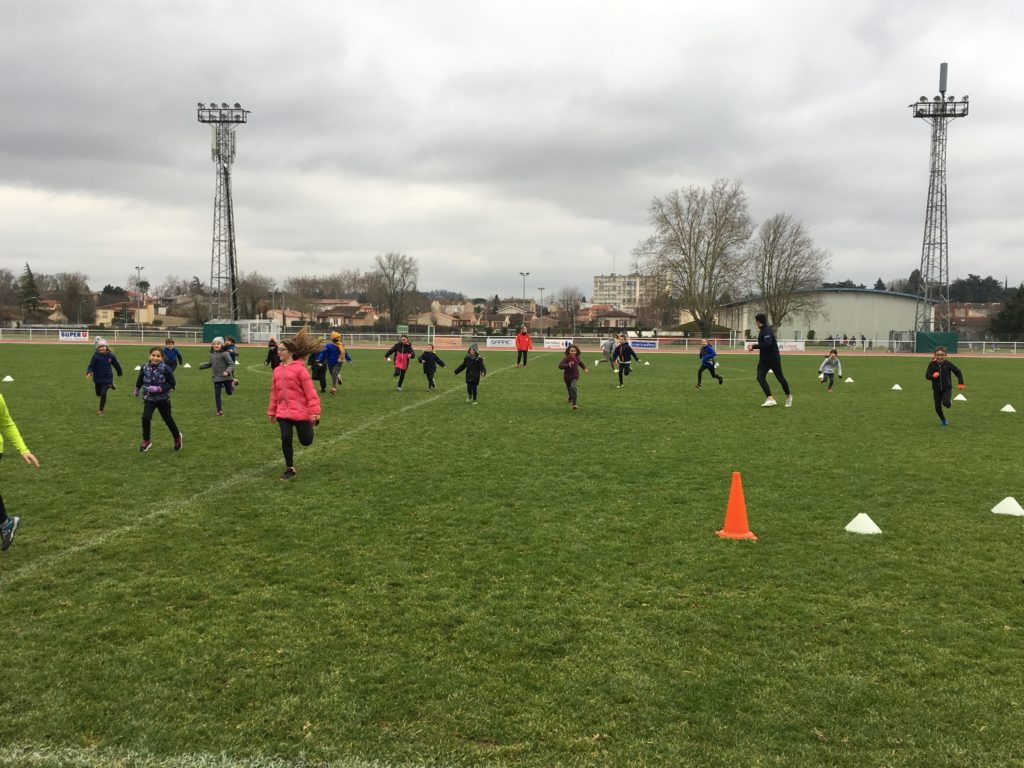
[
  {"left": 749, "top": 313, "right": 792, "bottom": 407},
  {"left": 86, "top": 338, "right": 123, "bottom": 415},
  {"left": 696, "top": 339, "right": 724, "bottom": 388},
  {"left": 417, "top": 344, "right": 446, "bottom": 390},
  {"left": 454, "top": 344, "right": 486, "bottom": 403},
  {"left": 925, "top": 346, "right": 964, "bottom": 426},
  {"left": 308, "top": 341, "right": 328, "bottom": 393},
  {"left": 162, "top": 339, "right": 184, "bottom": 372},
  {"left": 613, "top": 338, "right": 640, "bottom": 387}
]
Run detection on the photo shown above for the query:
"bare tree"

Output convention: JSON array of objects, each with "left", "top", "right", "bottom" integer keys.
[
  {"left": 0, "top": 268, "right": 18, "bottom": 308},
  {"left": 236, "top": 271, "right": 276, "bottom": 319},
  {"left": 368, "top": 252, "right": 419, "bottom": 323},
  {"left": 555, "top": 287, "right": 584, "bottom": 330},
  {"left": 745, "top": 213, "right": 831, "bottom": 327},
  {"left": 634, "top": 179, "right": 753, "bottom": 335},
  {"left": 154, "top": 274, "right": 192, "bottom": 298},
  {"left": 50, "top": 272, "right": 93, "bottom": 324}
]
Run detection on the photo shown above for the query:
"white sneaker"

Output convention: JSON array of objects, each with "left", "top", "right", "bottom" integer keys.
[
  {"left": 785, "top": 395, "right": 793, "bottom": 407},
  {"left": 761, "top": 398, "right": 777, "bottom": 407}
]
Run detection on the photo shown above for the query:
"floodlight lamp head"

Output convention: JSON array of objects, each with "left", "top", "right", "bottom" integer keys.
[
  {"left": 234, "top": 103, "right": 241, "bottom": 108},
  {"left": 920, "top": 96, "right": 927, "bottom": 102},
  {"left": 221, "top": 102, "right": 228, "bottom": 108},
  {"left": 197, "top": 102, "right": 205, "bottom": 108},
  {"left": 933, "top": 96, "right": 941, "bottom": 102},
  {"left": 947, "top": 95, "right": 955, "bottom": 102},
  {"left": 962, "top": 95, "right": 969, "bottom": 102}
]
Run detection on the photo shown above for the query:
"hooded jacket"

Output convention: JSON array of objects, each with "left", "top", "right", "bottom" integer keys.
[
  {"left": 268, "top": 360, "right": 322, "bottom": 422},
  {"left": 454, "top": 352, "right": 487, "bottom": 383},
  {"left": 515, "top": 332, "right": 533, "bottom": 351},
  {"left": 925, "top": 358, "right": 964, "bottom": 391},
  {"left": 86, "top": 350, "right": 123, "bottom": 384}
]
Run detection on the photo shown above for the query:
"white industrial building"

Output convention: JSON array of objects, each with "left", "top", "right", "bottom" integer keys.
[{"left": 718, "top": 288, "right": 928, "bottom": 342}]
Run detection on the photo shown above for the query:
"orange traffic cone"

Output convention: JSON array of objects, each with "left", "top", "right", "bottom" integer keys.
[{"left": 717, "top": 471, "right": 758, "bottom": 541}]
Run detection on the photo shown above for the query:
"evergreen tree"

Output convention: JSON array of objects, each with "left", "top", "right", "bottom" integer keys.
[
  {"left": 19, "top": 263, "right": 40, "bottom": 320},
  {"left": 873, "top": 278, "right": 886, "bottom": 290},
  {"left": 989, "top": 284, "right": 1024, "bottom": 336}
]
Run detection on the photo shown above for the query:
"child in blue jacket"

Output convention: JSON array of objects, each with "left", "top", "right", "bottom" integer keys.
[
  {"left": 85, "top": 337, "right": 123, "bottom": 415},
  {"left": 696, "top": 339, "right": 724, "bottom": 388},
  {"left": 162, "top": 338, "right": 185, "bottom": 371}
]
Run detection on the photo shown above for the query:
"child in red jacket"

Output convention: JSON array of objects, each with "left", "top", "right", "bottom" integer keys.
[
  {"left": 515, "top": 326, "right": 533, "bottom": 368},
  {"left": 268, "top": 329, "right": 322, "bottom": 480}
]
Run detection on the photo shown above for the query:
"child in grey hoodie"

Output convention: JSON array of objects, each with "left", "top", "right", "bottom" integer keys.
[{"left": 198, "top": 336, "right": 236, "bottom": 415}]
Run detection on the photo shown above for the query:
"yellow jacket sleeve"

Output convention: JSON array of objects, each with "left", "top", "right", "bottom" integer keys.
[{"left": 0, "top": 395, "right": 30, "bottom": 456}]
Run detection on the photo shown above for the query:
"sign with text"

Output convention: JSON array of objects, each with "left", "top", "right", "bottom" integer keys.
[
  {"left": 543, "top": 338, "right": 573, "bottom": 350},
  {"left": 59, "top": 330, "right": 90, "bottom": 342},
  {"left": 628, "top": 339, "right": 659, "bottom": 350},
  {"left": 486, "top": 337, "right": 516, "bottom": 348}
]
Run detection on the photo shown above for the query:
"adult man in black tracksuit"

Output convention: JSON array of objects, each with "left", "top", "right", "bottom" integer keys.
[{"left": 748, "top": 313, "right": 792, "bottom": 408}]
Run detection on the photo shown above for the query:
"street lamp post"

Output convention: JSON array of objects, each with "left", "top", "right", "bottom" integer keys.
[
  {"left": 519, "top": 272, "right": 530, "bottom": 322},
  {"left": 134, "top": 265, "right": 145, "bottom": 325},
  {"left": 537, "top": 287, "right": 544, "bottom": 324},
  {"left": 79, "top": 299, "right": 88, "bottom": 325}
]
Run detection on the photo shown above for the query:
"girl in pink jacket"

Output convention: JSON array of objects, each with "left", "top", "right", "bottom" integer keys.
[{"left": 267, "top": 329, "right": 322, "bottom": 480}]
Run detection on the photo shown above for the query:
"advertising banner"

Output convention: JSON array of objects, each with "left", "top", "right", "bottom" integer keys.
[
  {"left": 486, "top": 337, "right": 516, "bottom": 348},
  {"left": 59, "top": 330, "right": 90, "bottom": 342},
  {"left": 543, "top": 338, "right": 572, "bottom": 350},
  {"left": 628, "top": 339, "right": 659, "bottom": 350}
]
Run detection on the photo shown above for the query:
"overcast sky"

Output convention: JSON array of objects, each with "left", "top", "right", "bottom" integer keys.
[{"left": 3, "top": 1, "right": 1022, "bottom": 301}]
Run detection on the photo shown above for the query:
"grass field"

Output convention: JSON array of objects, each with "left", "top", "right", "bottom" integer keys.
[{"left": 0, "top": 342, "right": 1022, "bottom": 768}]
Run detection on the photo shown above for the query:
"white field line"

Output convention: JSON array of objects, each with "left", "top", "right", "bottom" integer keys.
[
  {"left": 0, "top": 360, "right": 527, "bottom": 591},
  {"left": 0, "top": 743, "right": 455, "bottom": 768}
]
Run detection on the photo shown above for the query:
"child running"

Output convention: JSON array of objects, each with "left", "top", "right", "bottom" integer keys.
[
  {"left": 267, "top": 328, "right": 322, "bottom": 480},
  {"left": 454, "top": 343, "right": 486, "bottom": 404},
  {"left": 161, "top": 338, "right": 185, "bottom": 372},
  {"left": 613, "top": 335, "right": 641, "bottom": 388},
  {"left": 925, "top": 346, "right": 965, "bottom": 427},
  {"left": 308, "top": 339, "right": 329, "bottom": 393},
  {"left": 597, "top": 334, "right": 621, "bottom": 371},
  {"left": 0, "top": 394, "right": 41, "bottom": 552},
  {"left": 223, "top": 336, "right": 240, "bottom": 387},
  {"left": 198, "top": 336, "right": 235, "bottom": 416},
  {"left": 134, "top": 347, "right": 183, "bottom": 452},
  {"left": 384, "top": 334, "right": 415, "bottom": 392},
  {"left": 265, "top": 338, "right": 281, "bottom": 370},
  {"left": 318, "top": 331, "right": 351, "bottom": 395},
  {"left": 818, "top": 349, "right": 843, "bottom": 393},
  {"left": 417, "top": 344, "right": 446, "bottom": 390},
  {"left": 85, "top": 337, "right": 123, "bottom": 415},
  {"left": 696, "top": 338, "right": 724, "bottom": 388},
  {"left": 559, "top": 343, "right": 589, "bottom": 410}
]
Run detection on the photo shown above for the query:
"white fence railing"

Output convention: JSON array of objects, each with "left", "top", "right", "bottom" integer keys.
[{"left": 1, "top": 327, "right": 1023, "bottom": 354}]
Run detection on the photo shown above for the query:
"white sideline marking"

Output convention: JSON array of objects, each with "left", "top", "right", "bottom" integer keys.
[
  {"left": 0, "top": 362, "right": 522, "bottom": 590},
  {"left": 0, "top": 743, "right": 445, "bottom": 767}
]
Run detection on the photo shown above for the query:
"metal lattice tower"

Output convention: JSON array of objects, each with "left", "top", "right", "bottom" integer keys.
[
  {"left": 909, "top": 63, "right": 968, "bottom": 332},
  {"left": 197, "top": 102, "right": 251, "bottom": 321}
]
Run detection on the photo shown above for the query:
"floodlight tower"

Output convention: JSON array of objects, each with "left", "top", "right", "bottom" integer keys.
[
  {"left": 909, "top": 63, "right": 968, "bottom": 332},
  {"left": 197, "top": 102, "right": 251, "bottom": 321}
]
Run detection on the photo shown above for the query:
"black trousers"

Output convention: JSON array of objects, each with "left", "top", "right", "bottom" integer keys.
[
  {"left": 278, "top": 418, "right": 315, "bottom": 468},
  {"left": 618, "top": 363, "right": 632, "bottom": 385},
  {"left": 393, "top": 368, "right": 407, "bottom": 387},
  {"left": 94, "top": 381, "right": 113, "bottom": 410},
  {"left": 311, "top": 366, "right": 327, "bottom": 392},
  {"left": 142, "top": 399, "right": 180, "bottom": 441},
  {"left": 933, "top": 388, "right": 952, "bottom": 420},
  {"left": 757, "top": 359, "right": 791, "bottom": 397},
  {"left": 466, "top": 381, "right": 479, "bottom": 401},
  {"left": 698, "top": 362, "right": 722, "bottom": 385},
  {"left": 517, "top": 350, "right": 529, "bottom": 366}
]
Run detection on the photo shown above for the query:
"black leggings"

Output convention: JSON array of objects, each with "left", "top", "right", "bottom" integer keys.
[
  {"left": 393, "top": 368, "right": 407, "bottom": 387},
  {"left": 698, "top": 362, "right": 722, "bottom": 385},
  {"left": 142, "top": 399, "right": 180, "bottom": 441},
  {"left": 94, "top": 382, "right": 112, "bottom": 410},
  {"left": 214, "top": 380, "right": 234, "bottom": 411},
  {"left": 822, "top": 373, "right": 835, "bottom": 388},
  {"left": 618, "top": 364, "right": 632, "bottom": 385},
  {"left": 517, "top": 350, "right": 529, "bottom": 366},
  {"left": 278, "top": 418, "right": 315, "bottom": 468},
  {"left": 466, "top": 381, "right": 479, "bottom": 401},
  {"left": 757, "top": 359, "right": 791, "bottom": 397},
  {"left": 933, "top": 388, "right": 952, "bottom": 420},
  {"left": 311, "top": 366, "right": 327, "bottom": 392}
]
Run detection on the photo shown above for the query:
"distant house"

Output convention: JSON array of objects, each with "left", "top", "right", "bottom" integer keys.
[
  {"left": 407, "top": 310, "right": 460, "bottom": 329},
  {"left": 318, "top": 304, "right": 379, "bottom": 328},
  {"left": 95, "top": 301, "right": 156, "bottom": 327},
  {"left": 590, "top": 308, "right": 636, "bottom": 328}
]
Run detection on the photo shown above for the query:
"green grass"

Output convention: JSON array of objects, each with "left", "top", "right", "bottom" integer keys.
[{"left": 0, "top": 343, "right": 1022, "bottom": 767}]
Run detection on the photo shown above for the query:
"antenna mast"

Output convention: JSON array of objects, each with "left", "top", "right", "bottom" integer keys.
[
  {"left": 197, "top": 102, "right": 250, "bottom": 321},
  {"left": 909, "top": 64, "right": 968, "bottom": 332}
]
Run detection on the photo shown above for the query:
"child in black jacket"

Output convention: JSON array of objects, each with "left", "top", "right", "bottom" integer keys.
[
  {"left": 925, "top": 346, "right": 964, "bottom": 426},
  {"left": 418, "top": 344, "right": 446, "bottom": 390},
  {"left": 454, "top": 344, "right": 486, "bottom": 403}
]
